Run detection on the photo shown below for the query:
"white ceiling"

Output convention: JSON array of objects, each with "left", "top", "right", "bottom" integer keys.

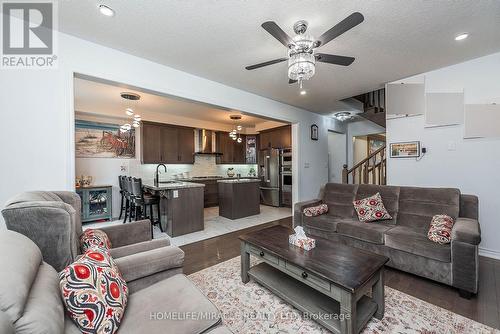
[
  {"left": 74, "top": 77, "right": 278, "bottom": 127},
  {"left": 60, "top": 1, "right": 500, "bottom": 114}
]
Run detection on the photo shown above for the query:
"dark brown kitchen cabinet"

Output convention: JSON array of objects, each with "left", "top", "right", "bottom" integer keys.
[
  {"left": 141, "top": 122, "right": 194, "bottom": 164},
  {"left": 258, "top": 125, "right": 291, "bottom": 150},
  {"left": 216, "top": 132, "right": 247, "bottom": 164}
]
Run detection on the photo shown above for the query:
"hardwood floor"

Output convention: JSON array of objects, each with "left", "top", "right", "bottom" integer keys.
[{"left": 180, "top": 216, "right": 500, "bottom": 330}]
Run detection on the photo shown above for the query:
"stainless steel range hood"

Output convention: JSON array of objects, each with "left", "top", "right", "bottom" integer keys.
[{"left": 195, "top": 129, "right": 223, "bottom": 155}]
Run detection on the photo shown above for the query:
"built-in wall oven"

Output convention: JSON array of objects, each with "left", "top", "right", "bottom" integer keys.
[{"left": 280, "top": 148, "right": 292, "bottom": 207}]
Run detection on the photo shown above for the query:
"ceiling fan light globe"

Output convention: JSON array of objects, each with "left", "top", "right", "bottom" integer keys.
[{"left": 288, "top": 52, "right": 315, "bottom": 81}]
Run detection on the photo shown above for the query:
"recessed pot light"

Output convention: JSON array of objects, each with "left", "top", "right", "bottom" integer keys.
[
  {"left": 300, "top": 90, "right": 307, "bottom": 95},
  {"left": 98, "top": 4, "right": 115, "bottom": 17},
  {"left": 455, "top": 33, "right": 468, "bottom": 41}
]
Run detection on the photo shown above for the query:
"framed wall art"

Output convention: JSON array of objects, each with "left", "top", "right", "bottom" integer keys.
[{"left": 390, "top": 141, "right": 420, "bottom": 158}]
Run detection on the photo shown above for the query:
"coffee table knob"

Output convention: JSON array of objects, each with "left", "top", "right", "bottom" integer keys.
[
  {"left": 302, "top": 271, "right": 308, "bottom": 279},
  {"left": 259, "top": 251, "right": 265, "bottom": 257}
]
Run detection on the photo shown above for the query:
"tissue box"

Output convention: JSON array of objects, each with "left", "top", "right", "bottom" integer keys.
[{"left": 289, "top": 234, "right": 316, "bottom": 251}]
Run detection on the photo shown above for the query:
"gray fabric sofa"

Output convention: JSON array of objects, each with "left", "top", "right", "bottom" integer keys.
[
  {"left": 1, "top": 191, "right": 184, "bottom": 292},
  {"left": 294, "top": 183, "right": 481, "bottom": 297},
  {"left": 0, "top": 230, "right": 231, "bottom": 334}
]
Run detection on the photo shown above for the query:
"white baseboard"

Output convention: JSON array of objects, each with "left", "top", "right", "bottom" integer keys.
[{"left": 479, "top": 247, "right": 500, "bottom": 260}]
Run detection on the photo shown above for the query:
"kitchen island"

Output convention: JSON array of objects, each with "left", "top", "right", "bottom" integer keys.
[
  {"left": 143, "top": 180, "right": 204, "bottom": 237},
  {"left": 217, "top": 179, "right": 260, "bottom": 220}
]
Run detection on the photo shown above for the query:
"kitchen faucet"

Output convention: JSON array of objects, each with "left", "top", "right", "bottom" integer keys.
[{"left": 155, "top": 164, "right": 167, "bottom": 185}]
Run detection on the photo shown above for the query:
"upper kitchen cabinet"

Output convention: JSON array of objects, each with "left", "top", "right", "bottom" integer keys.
[
  {"left": 259, "top": 125, "right": 291, "bottom": 150},
  {"left": 216, "top": 132, "right": 251, "bottom": 164},
  {"left": 141, "top": 121, "right": 194, "bottom": 164}
]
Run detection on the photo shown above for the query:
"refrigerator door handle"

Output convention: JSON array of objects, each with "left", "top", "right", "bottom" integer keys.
[{"left": 266, "top": 155, "right": 271, "bottom": 182}]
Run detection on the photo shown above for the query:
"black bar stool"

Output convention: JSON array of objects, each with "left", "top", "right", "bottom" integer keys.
[
  {"left": 130, "top": 177, "right": 163, "bottom": 236},
  {"left": 118, "top": 175, "right": 127, "bottom": 220},
  {"left": 123, "top": 176, "right": 135, "bottom": 223}
]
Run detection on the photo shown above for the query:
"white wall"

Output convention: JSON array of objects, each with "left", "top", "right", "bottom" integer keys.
[
  {"left": 327, "top": 131, "right": 347, "bottom": 183},
  {"left": 0, "top": 28, "right": 341, "bottom": 227},
  {"left": 386, "top": 51, "right": 500, "bottom": 259},
  {"left": 353, "top": 136, "right": 368, "bottom": 165}
]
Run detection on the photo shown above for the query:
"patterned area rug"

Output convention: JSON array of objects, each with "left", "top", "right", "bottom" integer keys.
[{"left": 188, "top": 256, "right": 499, "bottom": 334}]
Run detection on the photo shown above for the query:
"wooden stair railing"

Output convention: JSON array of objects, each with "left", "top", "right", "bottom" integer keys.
[{"left": 342, "top": 145, "right": 387, "bottom": 185}]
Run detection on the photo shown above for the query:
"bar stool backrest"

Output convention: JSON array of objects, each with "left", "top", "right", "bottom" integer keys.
[{"left": 131, "top": 177, "right": 144, "bottom": 201}]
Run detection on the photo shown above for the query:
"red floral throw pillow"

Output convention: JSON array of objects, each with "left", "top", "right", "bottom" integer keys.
[
  {"left": 303, "top": 204, "right": 329, "bottom": 217},
  {"left": 428, "top": 214, "right": 455, "bottom": 244},
  {"left": 59, "top": 249, "right": 128, "bottom": 334},
  {"left": 353, "top": 192, "right": 392, "bottom": 222},
  {"left": 80, "top": 229, "right": 112, "bottom": 253}
]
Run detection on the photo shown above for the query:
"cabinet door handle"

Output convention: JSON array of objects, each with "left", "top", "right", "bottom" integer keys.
[
  {"left": 259, "top": 251, "right": 265, "bottom": 257},
  {"left": 301, "top": 271, "right": 308, "bottom": 279}
]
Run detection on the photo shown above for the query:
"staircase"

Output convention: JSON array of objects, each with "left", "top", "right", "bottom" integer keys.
[
  {"left": 342, "top": 145, "right": 387, "bottom": 185},
  {"left": 354, "top": 88, "right": 386, "bottom": 128}
]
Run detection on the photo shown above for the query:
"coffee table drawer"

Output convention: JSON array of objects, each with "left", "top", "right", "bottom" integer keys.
[
  {"left": 249, "top": 246, "right": 279, "bottom": 265},
  {"left": 285, "top": 262, "right": 330, "bottom": 291}
]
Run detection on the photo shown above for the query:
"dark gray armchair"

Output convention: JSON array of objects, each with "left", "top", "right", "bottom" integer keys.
[{"left": 2, "top": 191, "right": 184, "bottom": 292}]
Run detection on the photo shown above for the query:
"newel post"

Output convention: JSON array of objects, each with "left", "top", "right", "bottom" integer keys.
[{"left": 342, "top": 164, "right": 348, "bottom": 184}]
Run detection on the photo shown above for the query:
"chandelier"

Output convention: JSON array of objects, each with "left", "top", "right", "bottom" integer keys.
[
  {"left": 287, "top": 21, "right": 316, "bottom": 89},
  {"left": 229, "top": 115, "right": 243, "bottom": 143},
  {"left": 120, "top": 92, "right": 141, "bottom": 132},
  {"left": 333, "top": 111, "right": 353, "bottom": 122}
]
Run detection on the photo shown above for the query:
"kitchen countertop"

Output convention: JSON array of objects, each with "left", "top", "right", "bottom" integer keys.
[
  {"left": 217, "top": 178, "right": 261, "bottom": 184},
  {"left": 142, "top": 180, "right": 205, "bottom": 191},
  {"left": 179, "top": 176, "right": 260, "bottom": 181}
]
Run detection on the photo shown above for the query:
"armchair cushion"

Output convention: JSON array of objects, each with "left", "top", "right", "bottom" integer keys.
[
  {"left": 114, "top": 246, "right": 185, "bottom": 283},
  {"left": 109, "top": 238, "right": 170, "bottom": 259},
  {"left": 119, "top": 274, "right": 221, "bottom": 334},
  {"left": 99, "top": 220, "right": 152, "bottom": 248},
  {"left": 452, "top": 218, "right": 481, "bottom": 245}
]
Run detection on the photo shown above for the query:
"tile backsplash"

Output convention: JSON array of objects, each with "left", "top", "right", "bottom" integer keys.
[{"left": 129, "top": 155, "right": 257, "bottom": 180}]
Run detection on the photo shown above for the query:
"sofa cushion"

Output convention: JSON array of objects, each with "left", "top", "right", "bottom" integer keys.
[
  {"left": 356, "top": 184, "right": 400, "bottom": 224},
  {"left": 322, "top": 183, "right": 358, "bottom": 218},
  {"left": 109, "top": 238, "right": 170, "bottom": 259},
  {"left": 14, "top": 263, "right": 64, "bottom": 334},
  {"left": 385, "top": 226, "right": 451, "bottom": 262},
  {"left": 80, "top": 229, "right": 112, "bottom": 253},
  {"left": 60, "top": 249, "right": 128, "bottom": 334},
  {"left": 353, "top": 192, "right": 392, "bottom": 222},
  {"left": 118, "top": 274, "right": 221, "bottom": 334},
  {"left": 428, "top": 215, "right": 455, "bottom": 244},
  {"left": 337, "top": 220, "right": 395, "bottom": 244},
  {"left": 0, "top": 311, "right": 14, "bottom": 334},
  {"left": 398, "top": 186, "right": 460, "bottom": 230},
  {"left": 303, "top": 214, "right": 339, "bottom": 232},
  {"left": 0, "top": 231, "right": 42, "bottom": 323}
]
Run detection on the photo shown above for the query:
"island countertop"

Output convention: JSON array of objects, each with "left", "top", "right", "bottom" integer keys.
[
  {"left": 217, "top": 178, "right": 261, "bottom": 184},
  {"left": 142, "top": 180, "right": 205, "bottom": 191}
]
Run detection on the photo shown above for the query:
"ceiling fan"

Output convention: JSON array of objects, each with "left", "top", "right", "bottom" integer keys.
[{"left": 245, "top": 12, "right": 364, "bottom": 92}]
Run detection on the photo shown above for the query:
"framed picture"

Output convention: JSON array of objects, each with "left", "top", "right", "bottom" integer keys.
[
  {"left": 390, "top": 141, "right": 420, "bottom": 158},
  {"left": 75, "top": 120, "right": 136, "bottom": 158},
  {"left": 311, "top": 124, "right": 318, "bottom": 141}
]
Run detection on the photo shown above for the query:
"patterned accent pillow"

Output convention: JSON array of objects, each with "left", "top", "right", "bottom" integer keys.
[
  {"left": 353, "top": 192, "right": 392, "bottom": 222},
  {"left": 303, "top": 204, "right": 329, "bottom": 217},
  {"left": 80, "top": 229, "right": 112, "bottom": 253},
  {"left": 428, "top": 214, "right": 455, "bottom": 244},
  {"left": 59, "top": 249, "right": 128, "bottom": 334}
]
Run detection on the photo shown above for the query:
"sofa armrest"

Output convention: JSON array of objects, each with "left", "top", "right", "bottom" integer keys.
[
  {"left": 109, "top": 238, "right": 170, "bottom": 259},
  {"left": 452, "top": 218, "right": 481, "bottom": 245},
  {"left": 114, "top": 245, "right": 185, "bottom": 283},
  {"left": 100, "top": 220, "right": 152, "bottom": 248},
  {"left": 293, "top": 199, "right": 322, "bottom": 227}
]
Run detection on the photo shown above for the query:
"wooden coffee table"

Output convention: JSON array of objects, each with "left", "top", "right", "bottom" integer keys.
[{"left": 239, "top": 225, "right": 389, "bottom": 334}]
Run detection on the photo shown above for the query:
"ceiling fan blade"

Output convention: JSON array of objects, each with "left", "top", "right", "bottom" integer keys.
[
  {"left": 316, "top": 12, "right": 364, "bottom": 47},
  {"left": 315, "top": 53, "right": 355, "bottom": 66},
  {"left": 261, "top": 21, "right": 293, "bottom": 47},
  {"left": 245, "top": 58, "right": 288, "bottom": 70},
  {"left": 289, "top": 79, "right": 297, "bottom": 84}
]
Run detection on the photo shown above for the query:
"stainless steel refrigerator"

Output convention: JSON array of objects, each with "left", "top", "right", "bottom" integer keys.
[{"left": 259, "top": 148, "right": 280, "bottom": 206}]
